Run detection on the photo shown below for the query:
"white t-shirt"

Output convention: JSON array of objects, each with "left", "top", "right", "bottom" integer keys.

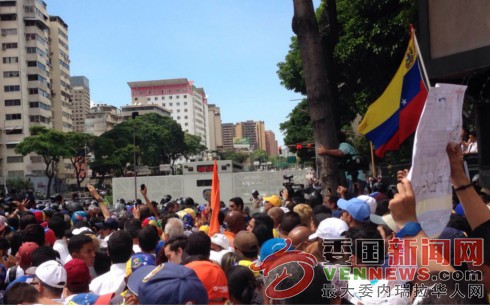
[{"left": 89, "top": 263, "right": 126, "bottom": 296}]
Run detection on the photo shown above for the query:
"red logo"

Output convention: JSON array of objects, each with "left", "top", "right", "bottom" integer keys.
[{"left": 250, "top": 239, "right": 318, "bottom": 300}]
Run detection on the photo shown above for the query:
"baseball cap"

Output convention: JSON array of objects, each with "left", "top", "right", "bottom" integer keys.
[
  {"left": 126, "top": 253, "right": 156, "bottom": 277},
  {"left": 128, "top": 263, "right": 208, "bottom": 304},
  {"left": 72, "top": 211, "right": 88, "bottom": 224},
  {"left": 233, "top": 231, "right": 258, "bottom": 253},
  {"left": 97, "top": 218, "right": 119, "bottom": 230},
  {"left": 186, "top": 260, "right": 229, "bottom": 304},
  {"left": 69, "top": 293, "right": 115, "bottom": 305},
  {"left": 259, "top": 238, "right": 293, "bottom": 261},
  {"left": 337, "top": 198, "right": 370, "bottom": 222},
  {"left": 454, "top": 203, "right": 465, "bottom": 217},
  {"left": 44, "top": 228, "right": 56, "bottom": 246},
  {"left": 210, "top": 233, "right": 230, "bottom": 250},
  {"left": 370, "top": 213, "right": 397, "bottom": 232},
  {"left": 30, "top": 210, "right": 45, "bottom": 223},
  {"left": 263, "top": 195, "right": 282, "bottom": 207},
  {"left": 65, "top": 259, "right": 91, "bottom": 289},
  {"left": 72, "top": 227, "right": 94, "bottom": 236},
  {"left": 35, "top": 260, "right": 67, "bottom": 289},
  {"left": 252, "top": 190, "right": 259, "bottom": 195},
  {"left": 357, "top": 195, "right": 377, "bottom": 214},
  {"left": 18, "top": 242, "right": 39, "bottom": 268},
  {"left": 308, "top": 218, "right": 349, "bottom": 240}
]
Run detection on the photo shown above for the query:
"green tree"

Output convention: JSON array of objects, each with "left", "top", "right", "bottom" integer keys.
[
  {"left": 6, "top": 177, "right": 33, "bottom": 194},
  {"left": 182, "top": 134, "right": 207, "bottom": 161},
  {"left": 15, "top": 126, "right": 71, "bottom": 197}
]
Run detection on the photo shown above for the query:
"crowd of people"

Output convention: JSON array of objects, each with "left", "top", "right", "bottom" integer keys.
[{"left": 0, "top": 141, "right": 488, "bottom": 305}]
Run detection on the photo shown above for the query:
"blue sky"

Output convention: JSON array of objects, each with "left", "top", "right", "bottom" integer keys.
[{"left": 46, "top": 1, "right": 322, "bottom": 147}]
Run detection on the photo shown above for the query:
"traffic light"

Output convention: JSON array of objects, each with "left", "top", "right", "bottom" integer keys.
[
  {"left": 296, "top": 144, "right": 303, "bottom": 150},
  {"left": 278, "top": 146, "right": 282, "bottom": 154}
]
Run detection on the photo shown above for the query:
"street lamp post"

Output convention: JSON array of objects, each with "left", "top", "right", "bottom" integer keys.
[{"left": 132, "top": 112, "right": 139, "bottom": 202}]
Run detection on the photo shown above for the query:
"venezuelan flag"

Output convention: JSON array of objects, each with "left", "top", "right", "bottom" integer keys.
[{"left": 358, "top": 33, "right": 428, "bottom": 158}]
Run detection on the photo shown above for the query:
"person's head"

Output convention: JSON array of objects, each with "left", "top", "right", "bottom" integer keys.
[
  {"left": 210, "top": 233, "right": 230, "bottom": 252},
  {"left": 267, "top": 207, "right": 284, "bottom": 228},
  {"left": 4, "top": 282, "right": 40, "bottom": 305},
  {"left": 16, "top": 241, "right": 39, "bottom": 271},
  {"left": 164, "top": 235, "right": 187, "bottom": 264},
  {"left": 0, "top": 238, "right": 10, "bottom": 257},
  {"left": 224, "top": 211, "right": 246, "bottom": 234},
  {"left": 337, "top": 131, "right": 347, "bottom": 143},
  {"left": 64, "top": 259, "right": 91, "bottom": 294},
  {"left": 22, "top": 223, "right": 45, "bottom": 247},
  {"left": 263, "top": 195, "right": 282, "bottom": 212},
  {"left": 293, "top": 204, "right": 313, "bottom": 227},
  {"left": 31, "top": 245, "right": 59, "bottom": 267},
  {"left": 138, "top": 225, "right": 159, "bottom": 253},
  {"left": 375, "top": 199, "right": 390, "bottom": 216},
  {"left": 249, "top": 213, "right": 274, "bottom": 247},
  {"left": 279, "top": 211, "right": 301, "bottom": 237},
  {"left": 124, "top": 219, "right": 142, "bottom": 241},
  {"left": 227, "top": 265, "right": 259, "bottom": 305},
  {"left": 164, "top": 217, "right": 184, "bottom": 240},
  {"left": 469, "top": 130, "right": 477, "bottom": 141},
  {"left": 344, "top": 223, "right": 383, "bottom": 268},
  {"left": 252, "top": 190, "right": 259, "bottom": 199},
  {"left": 337, "top": 198, "right": 370, "bottom": 228},
  {"left": 233, "top": 231, "right": 259, "bottom": 260},
  {"left": 34, "top": 260, "right": 67, "bottom": 299},
  {"left": 312, "top": 204, "right": 331, "bottom": 216},
  {"left": 68, "top": 234, "right": 96, "bottom": 267},
  {"left": 311, "top": 213, "right": 330, "bottom": 232},
  {"left": 327, "top": 195, "right": 339, "bottom": 210},
  {"left": 287, "top": 226, "right": 313, "bottom": 251},
  {"left": 107, "top": 230, "right": 132, "bottom": 264},
  {"left": 184, "top": 232, "right": 211, "bottom": 262},
  {"left": 93, "top": 251, "right": 111, "bottom": 276},
  {"left": 138, "top": 205, "right": 151, "bottom": 221},
  {"left": 221, "top": 252, "right": 240, "bottom": 275},
  {"left": 19, "top": 213, "right": 36, "bottom": 230},
  {"left": 229, "top": 197, "right": 244, "bottom": 212},
  {"left": 47, "top": 216, "right": 66, "bottom": 240}
]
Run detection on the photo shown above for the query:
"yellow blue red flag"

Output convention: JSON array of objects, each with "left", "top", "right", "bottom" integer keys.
[{"left": 358, "top": 32, "right": 428, "bottom": 157}]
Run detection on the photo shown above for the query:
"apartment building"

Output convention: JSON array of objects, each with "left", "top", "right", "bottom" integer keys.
[
  {"left": 265, "top": 130, "right": 279, "bottom": 156},
  {"left": 0, "top": 0, "right": 73, "bottom": 187},
  {"left": 234, "top": 120, "right": 266, "bottom": 151},
  {"left": 71, "top": 76, "right": 90, "bottom": 133},
  {"left": 127, "top": 78, "right": 208, "bottom": 146},
  {"left": 221, "top": 123, "right": 235, "bottom": 150},
  {"left": 85, "top": 104, "right": 122, "bottom": 136},
  {"left": 207, "top": 104, "right": 223, "bottom": 151},
  {"left": 121, "top": 103, "right": 171, "bottom": 121}
]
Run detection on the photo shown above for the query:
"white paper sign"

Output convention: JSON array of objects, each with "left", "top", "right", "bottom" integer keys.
[{"left": 407, "top": 83, "right": 467, "bottom": 237}]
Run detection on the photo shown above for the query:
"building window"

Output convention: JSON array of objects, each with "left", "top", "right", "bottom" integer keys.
[
  {"left": 4, "top": 85, "right": 20, "bottom": 92},
  {"left": 169, "top": 103, "right": 173, "bottom": 106},
  {"left": 185, "top": 123, "right": 188, "bottom": 126},
  {"left": 169, "top": 96, "right": 173, "bottom": 99},
  {"left": 184, "top": 102, "right": 187, "bottom": 105},
  {"left": 2, "top": 57, "right": 18, "bottom": 64},
  {"left": 154, "top": 97, "right": 158, "bottom": 100},
  {"left": 6, "top": 143, "right": 17, "bottom": 149},
  {"left": 147, "top": 98, "right": 150, "bottom": 101},
  {"left": 162, "top": 103, "right": 165, "bottom": 107},
  {"left": 5, "top": 99, "right": 21, "bottom": 106},
  {"left": 176, "top": 95, "right": 179, "bottom": 99},
  {"left": 185, "top": 116, "right": 188, "bottom": 119},
  {"left": 3, "top": 71, "right": 19, "bottom": 78},
  {"left": 2, "top": 42, "right": 18, "bottom": 49},
  {"left": 7, "top": 156, "right": 23, "bottom": 163},
  {"left": 184, "top": 95, "right": 187, "bottom": 98},
  {"left": 184, "top": 109, "right": 188, "bottom": 112},
  {"left": 6, "top": 113, "right": 21, "bottom": 120},
  {"left": 177, "top": 116, "right": 180, "bottom": 120},
  {"left": 177, "top": 109, "right": 180, "bottom": 113},
  {"left": 176, "top": 102, "right": 180, "bottom": 106},
  {"left": 8, "top": 171, "right": 24, "bottom": 177}
]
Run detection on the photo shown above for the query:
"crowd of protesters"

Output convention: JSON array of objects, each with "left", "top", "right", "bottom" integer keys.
[{"left": 0, "top": 141, "right": 488, "bottom": 305}]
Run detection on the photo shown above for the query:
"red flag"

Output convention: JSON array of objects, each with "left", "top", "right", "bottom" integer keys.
[{"left": 209, "top": 160, "right": 221, "bottom": 236}]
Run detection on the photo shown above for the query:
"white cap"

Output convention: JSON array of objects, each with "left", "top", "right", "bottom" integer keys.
[
  {"left": 308, "top": 218, "right": 348, "bottom": 240},
  {"left": 72, "top": 227, "right": 93, "bottom": 236},
  {"left": 35, "top": 260, "right": 67, "bottom": 289},
  {"left": 357, "top": 195, "right": 377, "bottom": 214},
  {"left": 370, "top": 213, "right": 397, "bottom": 232},
  {"left": 210, "top": 233, "right": 230, "bottom": 250}
]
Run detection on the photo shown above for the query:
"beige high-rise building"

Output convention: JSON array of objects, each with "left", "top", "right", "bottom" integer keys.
[
  {"left": 48, "top": 16, "right": 72, "bottom": 132},
  {"left": 0, "top": 0, "right": 70, "bottom": 187},
  {"left": 265, "top": 130, "right": 279, "bottom": 156},
  {"left": 71, "top": 76, "right": 90, "bottom": 133},
  {"left": 85, "top": 104, "right": 123, "bottom": 136},
  {"left": 234, "top": 120, "right": 266, "bottom": 151},
  {"left": 221, "top": 123, "right": 235, "bottom": 150},
  {"left": 207, "top": 104, "right": 223, "bottom": 151}
]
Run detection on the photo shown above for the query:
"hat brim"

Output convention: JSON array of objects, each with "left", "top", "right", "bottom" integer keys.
[
  {"left": 127, "top": 265, "right": 157, "bottom": 296},
  {"left": 337, "top": 198, "right": 349, "bottom": 211},
  {"left": 308, "top": 233, "right": 318, "bottom": 240},
  {"left": 369, "top": 214, "right": 397, "bottom": 232}
]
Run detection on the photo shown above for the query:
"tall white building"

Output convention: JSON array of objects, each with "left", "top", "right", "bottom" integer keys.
[
  {"left": 0, "top": 0, "right": 72, "bottom": 189},
  {"left": 127, "top": 78, "right": 209, "bottom": 146}
]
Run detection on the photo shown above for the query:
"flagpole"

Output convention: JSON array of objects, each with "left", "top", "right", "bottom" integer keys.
[
  {"left": 370, "top": 142, "right": 376, "bottom": 178},
  {"left": 411, "top": 25, "right": 431, "bottom": 88}
]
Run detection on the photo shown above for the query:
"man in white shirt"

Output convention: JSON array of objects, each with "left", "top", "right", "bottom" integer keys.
[
  {"left": 89, "top": 230, "right": 132, "bottom": 296},
  {"left": 49, "top": 216, "right": 70, "bottom": 264},
  {"left": 95, "top": 218, "right": 119, "bottom": 250}
]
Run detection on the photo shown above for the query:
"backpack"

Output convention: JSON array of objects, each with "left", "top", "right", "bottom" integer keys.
[{"left": 343, "top": 154, "right": 369, "bottom": 171}]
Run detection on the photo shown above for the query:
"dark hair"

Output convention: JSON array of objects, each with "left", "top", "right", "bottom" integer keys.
[
  {"left": 469, "top": 130, "right": 477, "bottom": 137},
  {"left": 345, "top": 223, "right": 383, "bottom": 264},
  {"left": 31, "top": 246, "right": 59, "bottom": 267},
  {"left": 218, "top": 211, "right": 225, "bottom": 225},
  {"left": 227, "top": 266, "right": 259, "bottom": 304},
  {"left": 160, "top": 212, "right": 179, "bottom": 229},
  {"left": 312, "top": 204, "right": 331, "bottom": 215},
  {"left": 39, "top": 280, "right": 64, "bottom": 298},
  {"left": 264, "top": 263, "right": 332, "bottom": 304},
  {"left": 139, "top": 206, "right": 151, "bottom": 221},
  {"left": 165, "top": 235, "right": 187, "bottom": 253},
  {"left": 9, "top": 231, "right": 23, "bottom": 256},
  {"left": 138, "top": 226, "right": 159, "bottom": 253},
  {"left": 229, "top": 197, "right": 244, "bottom": 210},
  {"left": 68, "top": 234, "right": 93, "bottom": 255},
  {"left": 19, "top": 213, "right": 36, "bottom": 230},
  {"left": 327, "top": 195, "right": 339, "bottom": 209},
  {"left": 22, "top": 224, "right": 45, "bottom": 246},
  {"left": 184, "top": 231, "right": 211, "bottom": 260},
  {"left": 4, "top": 282, "right": 40, "bottom": 304},
  {"left": 313, "top": 213, "right": 330, "bottom": 229},
  {"left": 7, "top": 217, "right": 19, "bottom": 231},
  {"left": 93, "top": 251, "right": 111, "bottom": 276},
  {"left": 107, "top": 230, "right": 133, "bottom": 264},
  {"left": 280, "top": 212, "right": 301, "bottom": 235},
  {"left": 375, "top": 199, "right": 390, "bottom": 216},
  {"left": 251, "top": 213, "right": 274, "bottom": 247},
  {"left": 124, "top": 219, "right": 142, "bottom": 239},
  {"left": 48, "top": 216, "right": 66, "bottom": 239},
  {"left": 447, "top": 214, "right": 471, "bottom": 236},
  {"left": 337, "top": 131, "right": 347, "bottom": 143},
  {"left": 0, "top": 238, "right": 10, "bottom": 252}
]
